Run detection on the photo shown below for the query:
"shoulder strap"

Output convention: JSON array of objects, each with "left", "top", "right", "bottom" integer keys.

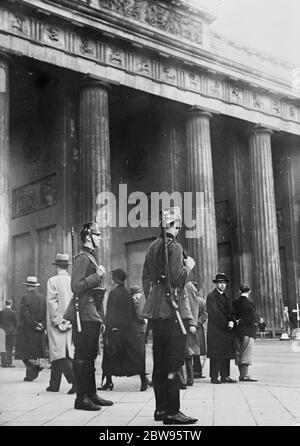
[{"left": 77, "top": 250, "right": 99, "bottom": 269}]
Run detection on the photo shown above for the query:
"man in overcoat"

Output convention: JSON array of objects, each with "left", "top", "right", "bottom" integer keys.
[
  {"left": 0, "top": 300, "right": 17, "bottom": 367},
  {"left": 65, "top": 222, "right": 113, "bottom": 411},
  {"left": 46, "top": 253, "right": 75, "bottom": 393},
  {"left": 142, "top": 207, "right": 197, "bottom": 425},
  {"left": 207, "top": 273, "right": 237, "bottom": 384},
  {"left": 15, "top": 276, "right": 47, "bottom": 381}
]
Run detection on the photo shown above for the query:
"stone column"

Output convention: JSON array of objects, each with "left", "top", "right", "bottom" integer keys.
[
  {"left": 248, "top": 126, "right": 282, "bottom": 328},
  {"left": 79, "top": 79, "right": 112, "bottom": 273},
  {"left": 185, "top": 108, "right": 218, "bottom": 298},
  {"left": 0, "top": 56, "right": 9, "bottom": 308}
]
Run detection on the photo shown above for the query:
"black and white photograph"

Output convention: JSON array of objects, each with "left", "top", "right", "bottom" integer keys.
[{"left": 0, "top": 0, "right": 300, "bottom": 433}]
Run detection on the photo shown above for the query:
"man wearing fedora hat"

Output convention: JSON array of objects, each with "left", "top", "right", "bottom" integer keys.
[
  {"left": 15, "top": 276, "right": 47, "bottom": 381},
  {"left": 207, "top": 273, "right": 237, "bottom": 384},
  {"left": 46, "top": 253, "right": 75, "bottom": 394}
]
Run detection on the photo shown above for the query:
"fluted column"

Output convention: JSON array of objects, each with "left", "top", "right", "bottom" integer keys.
[
  {"left": 0, "top": 56, "right": 9, "bottom": 308},
  {"left": 79, "top": 79, "right": 112, "bottom": 272},
  {"left": 185, "top": 108, "right": 218, "bottom": 298},
  {"left": 249, "top": 126, "right": 282, "bottom": 328}
]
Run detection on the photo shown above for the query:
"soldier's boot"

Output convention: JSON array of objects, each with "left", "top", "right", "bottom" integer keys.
[
  {"left": 153, "top": 379, "right": 167, "bottom": 421},
  {"left": 186, "top": 357, "right": 194, "bottom": 386},
  {"left": 73, "top": 359, "right": 100, "bottom": 411},
  {"left": 86, "top": 359, "right": 113, "bottom": 406},
  {"left": 163, "top": 374, "right": 197, "bottom": 425},
  {"left": 166, "top": 374, "right": 180, "bottom": 416}
]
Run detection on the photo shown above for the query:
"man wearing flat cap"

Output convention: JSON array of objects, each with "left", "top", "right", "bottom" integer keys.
[
  {"left": 142, "top": 207, "right": 197, "bottom": 425},
  {"left": 15, "top": 276, "right": 47, "bottom": 382},
  {"left": 46, "top": 253, "right": 75, "bottom": 394},
  {"left": 207, "top": 273, "right": 237, "bottom": 384},
  {"left": 65, "top": 222, "right": 113, "bottom": 411}
]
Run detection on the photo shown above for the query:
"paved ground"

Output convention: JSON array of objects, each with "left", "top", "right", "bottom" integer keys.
[{"left": 0, "top": 339, "right": 300, "bottom": 426}]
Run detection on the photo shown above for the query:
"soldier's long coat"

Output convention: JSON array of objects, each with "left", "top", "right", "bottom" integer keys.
[
  {"left": 141, "top": 234, "right": 193, "bottom": 321},
  {"left": 47, "top": 270, "right": 74, "bottom": 362},
  {"left": 206, "top": 288, "right": 235, "bottom": 359},
  {"left": 15, "top": 290, "right": 47, "bottom": 360}
]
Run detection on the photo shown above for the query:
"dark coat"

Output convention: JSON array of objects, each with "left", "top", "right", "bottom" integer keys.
[
  {"left": 206, "top": 288, "right": 236, "bottom": 359},
  {"left": 0, "top": 307, "right": 17, "bottom": 336},
  {"left": 65, "top": 248, "right": 104, "bottom": 323},
  {"left": 233, "top": 295, "right": 258, "bottom": 339},
  {"left": 102, "top": 284, "right": 144, "bottom": 377},
  {"left": 15, "top": 290, "right": 47, "bottom": 360},
  {"left": 142, "top": 233, "right": 193, "bottom": 321}
]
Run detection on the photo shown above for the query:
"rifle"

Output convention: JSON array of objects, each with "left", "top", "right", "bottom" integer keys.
[
  {"left": 161, "top": 211, "right": 187, "bottom": 335},
  {"left": 71, "top": 226, "right": 82, "bottom": 333}
]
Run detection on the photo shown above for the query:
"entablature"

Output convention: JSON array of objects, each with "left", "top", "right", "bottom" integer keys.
[{"left": 1, "top": 0, "right": 300, "bottom": 135}]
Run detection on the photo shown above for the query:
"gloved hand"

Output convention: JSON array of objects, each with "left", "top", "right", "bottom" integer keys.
[
  {"left": 189, "top": 326, "right": 197, "bottom": 335},
  {"left": 96, "top": 265, "right": 106, "bottom": 277},
  {"left": 58, "top": 320, "right": 72, "bottom": 332},
  {"left": 185, "top": 256, "right": 195, "bottom": 270},
  {"left": 35, "top": 323, "right": 44, "bottom": 331}
]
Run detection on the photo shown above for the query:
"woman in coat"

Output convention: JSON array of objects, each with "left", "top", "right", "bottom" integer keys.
[
  {"left": 15, "top": 276, "right": 47, "bottom": 381},
  {"left": 98, "top": 269, "right": 145, "bottom": 391}
]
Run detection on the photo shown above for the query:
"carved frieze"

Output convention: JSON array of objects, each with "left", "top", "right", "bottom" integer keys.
[
  {"left": 102, "top": 0, "right": 142, "bottom": 20},
  {"left": 101, "top": 0, "right": 202, "bottom": 45},
  {"left": 136, "top": 56, "right": 151, "bottom": 76},
  {"left": 44, "top": 25, "right": 63, "bottom": 47},
  {"left": 1, "top": 6, "right": 299, "bottom": 125},
  {"left": 79, "top": 36, "right": 96, "bottom": 56},
  {"left": 107, "top": 46, "right": 124, "bottom": 66},
  {"left": 12, "top": 174, "right": 57, "bottom": 219},
  {"left": 272, "top": 99, "right": 281, "bottom": 115},
  {"left": 231, "top": 88, "right": 243, "bottom": 104},
  {"left": 252, "top": 93, "right": 265, "bottom": 110},
  {"left": 209, "top": 79, "right": 224, "bottom": 99},
  {"left": 162, "top": 65, "right": 177, "bottom": 84},
  {"left": 11, "top": 14, "right": 28, "bottom": 35},
  {"left": 188, "top": 72, "right": 201, "bottom": 91}
]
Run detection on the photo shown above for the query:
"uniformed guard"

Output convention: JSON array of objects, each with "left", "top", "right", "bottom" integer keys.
[
  {"left": 142, "top": 207, "right": 198, "bottom": 425},
  {"left": 65, "top": 222, "right": 113, "bottom": 411}
]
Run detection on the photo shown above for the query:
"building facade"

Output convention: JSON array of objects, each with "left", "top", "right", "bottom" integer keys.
[{"left": 1, "top": 0, "right": 300, "bottom": 330}]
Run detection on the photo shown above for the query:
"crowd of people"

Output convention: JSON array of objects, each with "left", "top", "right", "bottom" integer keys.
[{"left": 0, "top": 207, "right": 287, "bottom": 424}]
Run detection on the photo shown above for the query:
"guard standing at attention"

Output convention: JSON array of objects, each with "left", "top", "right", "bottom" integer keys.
[
  {"left": 142, "top": 207, "right": 198, "bottom": 425},
  {"left": 64, "top": 221, "right": 113, "bottom": 411}
]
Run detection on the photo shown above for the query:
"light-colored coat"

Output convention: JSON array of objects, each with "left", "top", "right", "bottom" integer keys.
[{"left": 47, "top": 271, "right": 74, "bottom": 362}]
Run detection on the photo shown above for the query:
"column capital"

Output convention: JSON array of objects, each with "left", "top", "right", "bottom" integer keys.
[
  {"left": 80, "top": 75, "right": 111, "bottom": 91},
  {"left": 248, "top": 125, "right": 273, "bottom": 138},
  {"left": 187, "top": 106, "right": 213, "bottom": 120}
]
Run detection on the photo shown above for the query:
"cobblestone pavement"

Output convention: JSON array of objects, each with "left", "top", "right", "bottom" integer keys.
[{"left": 0, "top": 340, "right": 300, "bottom": 426}]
